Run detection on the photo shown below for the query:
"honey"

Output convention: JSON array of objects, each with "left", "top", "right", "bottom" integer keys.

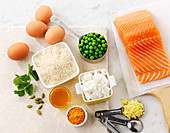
[{"left": 49, "top": 86, "right": 71, "bottom": 108}]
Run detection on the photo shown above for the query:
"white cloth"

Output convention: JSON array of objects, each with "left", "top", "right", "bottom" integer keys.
[{"left": 0, "top": 26, "right": 109, "bottom": 133}]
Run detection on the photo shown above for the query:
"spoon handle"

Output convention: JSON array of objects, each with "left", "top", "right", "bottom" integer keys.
[
  {"left": 95, "top": 108, "right": 122, "bottom": 118},
  {"left": 108, "top": 116, "right": 128, "bottom": 126},
  {"left": 51, "top": 16, "right": 81, "bottom": 39}
]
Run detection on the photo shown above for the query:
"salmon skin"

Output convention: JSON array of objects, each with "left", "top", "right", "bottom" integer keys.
[{"left": 114, "top": 10, "right": 170, "bottom": 84}]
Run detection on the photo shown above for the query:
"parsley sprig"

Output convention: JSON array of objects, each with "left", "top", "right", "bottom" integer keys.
[{"left": 13, "top": 64, "right": 39, "bottom": 96}]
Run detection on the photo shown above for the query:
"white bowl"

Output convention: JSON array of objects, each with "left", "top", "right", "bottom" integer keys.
[
  {"left": 32, "top": 42, "right": 79, "bottom": 88},
  {"left": 75, "top": 69, "right": 116, "bottom": 104},
  {"left": 66, "top": 105, "right": 87, "bottom": 127}
]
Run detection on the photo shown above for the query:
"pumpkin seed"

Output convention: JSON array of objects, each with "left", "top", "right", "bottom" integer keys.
[
  {"left": 39, "top": 100, "right": 44, "bottom": 104},
  {"left": 42, "top": 93, "right": 45, "bottom": 98},
  {"left": 30, "top": 95, "right": 35, "bottom": 99},
  {"left": 38, "top": 105, "right": 43, "bottom": 110},
  {"left": 35, "top": 101, "right": 40, "bottom": 104},
  {"left": 37, "top": 110, "right": 42, "bottom": 115},
  {"left": 35, "top": 98, "right": 42, "bottom": 101},
  {"left": 27, "top": 105, "right": 33, "bottom": 108}
]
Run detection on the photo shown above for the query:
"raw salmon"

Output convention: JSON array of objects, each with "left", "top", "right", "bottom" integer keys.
[{"left": 115, "top": 10, "right": 170, "bottom": 84}]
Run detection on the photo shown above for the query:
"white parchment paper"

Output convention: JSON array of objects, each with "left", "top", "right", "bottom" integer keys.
[{"left": 111, "top": 1, "right": 170, "bottom": 98}]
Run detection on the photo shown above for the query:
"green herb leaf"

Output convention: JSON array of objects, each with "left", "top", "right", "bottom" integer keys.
[
  {"left": 17, "top": 82, "right": 30, "bottom": 90},
  {"left": 28, "top": 64, "right": 39, "bottom": 81},
  {"left": 20, "top": 74, "right": 31, "bottom": 82},
  {"left": 14, "top": 89, "right": 25, "bottom": 96},
  {"left": 25, "top": 84, "right": 33, "bottom": 96},
  {"left": 13, "top": 74, "right": 22, "bottom": 85}
]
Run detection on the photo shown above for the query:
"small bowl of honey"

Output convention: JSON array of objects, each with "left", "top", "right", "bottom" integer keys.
[{"left": 49, "top": 86, "right": 71, "bottom": 109}]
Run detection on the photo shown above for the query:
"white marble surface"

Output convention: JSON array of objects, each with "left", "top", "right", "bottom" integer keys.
[{"left": 0, "top": 0, "right": 168, "bottom": 133}]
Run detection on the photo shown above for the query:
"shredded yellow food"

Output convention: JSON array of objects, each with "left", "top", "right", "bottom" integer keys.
[
  {"left": 121, "top": 98, "right": 145, "bottom": 119},
  {"left": 67, "top": 107, "right": 85, "bottom": 125}
]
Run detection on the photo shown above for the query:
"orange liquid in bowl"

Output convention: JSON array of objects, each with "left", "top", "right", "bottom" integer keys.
[{"left": 49, "top": 86, "right": 71, "bottom": 108}]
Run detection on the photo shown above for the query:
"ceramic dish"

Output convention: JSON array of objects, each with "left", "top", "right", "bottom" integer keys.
[
  {"left": 66, "top": 105, "right": 87, "bottom": 127},
  {"left": 32, "top": 42, "right": 79, "bottom": 88},
  {"left": 75, "top": 69, "right": 116, "bottom": 104}
]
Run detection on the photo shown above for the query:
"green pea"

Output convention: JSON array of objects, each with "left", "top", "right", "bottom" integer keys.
[
  {"left": 78, "top": 44, "right": 82, "bottom": 48},
  {"left": 89, "top": 50, "right": 93, "bottom": 53},
  {"left": 90, "top": 56, "right": 94, "bottom": 60},
  {"left": 98, "top": 44, "right": 101, "bottom": 48},
  {"left": 89, "top": 42, "right": 92, "bottom": 46},
  {"left": 83, "top": 53, "right": 86, "bottom": 57},
  {"left": 81, "top": 39, "right": 84, "bottom": 43},
  {"left": 89, "top": 46, "right": 93, "bottom": 50},
  {"left": 97, "top": 38, "right": 101, "bottom": 42},
  {"left": 85, "top": 36, "right": 88, "bottom": 40},
  {"left": 105, "top": 43, "right": 108, "bottom": 46},
  {"left": 95, "top": 52, "right": 98, "bottom": 55},
  {"left": 103, "top": 51, "right": 106, "bottom": 55},
  {"left": 83, "top": 36, "right": 86, "bottom": 39},
  {"left": 99, "top": 51, "right": 102, "bottom": 54},
  {"left": 99, "top": 35, "right": 104, "bottom": 39},
  {"left": 92, "top": 40, "right": 96, "bottom": 43},
  {"left": 96, "top": 49, "right": 99, "bottom": 52},
  {"left": 92, "top": 42, "right": 96, "bottom": 46},
  {"left": 95, "top": 55, "right": 98, "bottom": 59},
  {"left": 85, "top": 40, "right": 88, "bottom": 44},
  {"left": 93, "top": 35, "right": 96, "bottom": 38},
  {"left": 95, "top": 33, "right": 99, "bottom": 36},
  {"left": 89, "top": 54, "right": 92, "bottom": 56},
  {"left": 99, "top": 54, "right": 103, "bottom": 58},
  {"left": 83, "top": 45, "right": 86, "bottom": 49},
  {"left": 100, "top": 47, "right": 104, "bottom": 51},
  {"left": 94, "top": 46, "right": 97, "bottom": 50},
  {"left": 104, "top": 47, "right": 107, "bottom": 51},
  {"left": 79, "top": 48, "right": 83, "bottom": 52},
  {"left": 102, "top": 44, "right": 106, "bottom": 48},
  {"left": 86, "top": 56, "right": 89, "bottom": 59},
  {"left": 90, "top": 32, "right": 94, "bottom": 35},
  {"left": 88, "top": 38, "right": 91, "bottom": 41},
  {"left": 89, "top": 34, "right": 93, "bottom": 37},
  {"left": 101, "top": 40, "right": 105, "bottom": 44},
  {"left": 91, "top": 38, "right": 94, "bottom": 41},
  {"left": 85, "top": 50, "right": 89, "bottom": 54},
  {"left": 86, "top": 45, "right": 89, "bottom": 49}
]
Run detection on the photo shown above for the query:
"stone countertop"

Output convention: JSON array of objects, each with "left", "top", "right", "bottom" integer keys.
[{"left": 0, "top": 0, "right": 168, "bottom": 133}]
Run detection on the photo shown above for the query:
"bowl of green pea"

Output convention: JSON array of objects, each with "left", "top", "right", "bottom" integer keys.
[{"left": 78, "top": 32, "right": 108, "bottom": 63}]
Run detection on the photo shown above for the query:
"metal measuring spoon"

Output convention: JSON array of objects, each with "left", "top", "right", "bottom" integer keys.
[
  {"left": 108, "top": 116, "right": 143, "bottom": 132},
  {"left": 50, "top": 16, "right": 108, "bottom": 63},
  {"left": 95, "top": 111, "right": 143, "bottom": 132},
  {"left": 51, "top": 16, "right": 81, "bottom": 38},
  {"left": 95, "top": 103, "right": 144, "bottom": 119}
]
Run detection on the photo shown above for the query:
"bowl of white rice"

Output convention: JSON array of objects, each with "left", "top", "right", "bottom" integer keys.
[{"left": 32, "top": 42, "right": 79, "bottom": 88}]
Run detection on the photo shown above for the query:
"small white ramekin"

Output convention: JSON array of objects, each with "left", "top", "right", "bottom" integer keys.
[{"left": 66, "top": 105, "right": 87, "bottom": 127}]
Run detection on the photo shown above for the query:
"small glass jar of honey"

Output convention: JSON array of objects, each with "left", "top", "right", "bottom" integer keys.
[{"left": 49, "top": 86, "right": 71, "bottom": 109}]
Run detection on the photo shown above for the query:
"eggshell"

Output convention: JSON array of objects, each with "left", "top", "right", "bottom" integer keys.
[
  {"left": 26, "top": 21, "right": 48, "bottom": 37},
  {"left": 45, "top": 26, "right": 65, "bottom": 45},
  {"left": 7, "top": 42, "right": 29, "bottom": 60},
  {"left": 35, "top": 5, "right": 52, "bottom": 24}
]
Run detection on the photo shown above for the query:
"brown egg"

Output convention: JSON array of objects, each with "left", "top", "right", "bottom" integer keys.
[
  {"left": 35, "top": 5, "right": 52, "bottom": 24},
  {"left": 26, "top": 21, "right": 48, "bottom": 37},
  {"left": 45, "top": 26, "right": 65, "bottom": 45},
  {"left": 7, "top": 42, "right": 29, "bottom": 60}
]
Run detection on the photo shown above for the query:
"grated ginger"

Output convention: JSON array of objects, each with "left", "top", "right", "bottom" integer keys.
[{"left": 121, "top": 98, "right": 145, "bottom": 119}]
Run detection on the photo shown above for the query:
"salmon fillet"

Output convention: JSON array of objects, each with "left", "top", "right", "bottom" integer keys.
[{"left": 115, "top": 10, "right": 170, "bottom": 84}]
